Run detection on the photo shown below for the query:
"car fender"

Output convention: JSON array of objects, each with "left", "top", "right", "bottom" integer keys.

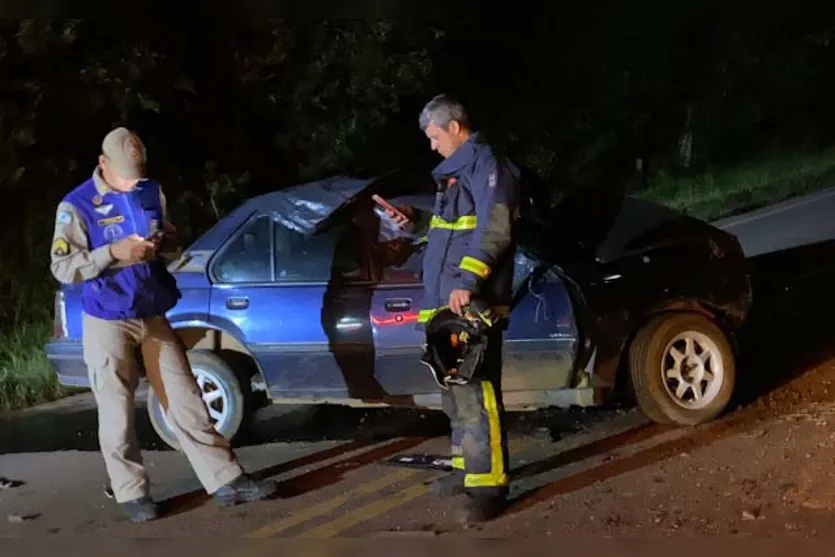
[{"left": 167, "top": 318, "right": 266, "bottom": 382}]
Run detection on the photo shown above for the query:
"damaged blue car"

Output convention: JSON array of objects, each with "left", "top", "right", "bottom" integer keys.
[{"left": 45, "top": 171, "right": 752, "bottom": 450}]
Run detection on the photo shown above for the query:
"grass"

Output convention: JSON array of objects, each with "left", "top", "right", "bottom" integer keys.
[
  {"left": 3, "top": 147, "right": 835, "bottom": 414},
  {"left": 0, "top": 222, "right": 69, "bottom": 414},
  {"left": 640, "top": 146, "right": 835, "bottom": 221},
  {"left": 0, "top": 320, "right": 66, "bottom": 413}
]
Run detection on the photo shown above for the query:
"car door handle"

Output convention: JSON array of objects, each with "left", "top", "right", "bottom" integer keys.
[
  {"left": 226, "top": 297, "right": 249, "bottom": 310},
  {"left": 384, "top": 298, "right": 412, "bottom": 312}
]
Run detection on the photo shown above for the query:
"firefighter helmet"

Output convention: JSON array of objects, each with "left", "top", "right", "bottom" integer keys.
[{"left": 419, "top": 302, "right": 497, "bottom": 388}]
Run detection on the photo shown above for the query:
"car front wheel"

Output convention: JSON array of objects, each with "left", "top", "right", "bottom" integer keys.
[
  {"left": 146, "top": 349, "right": 247, "bottom": 452},
  {"left": 628, "top": 312, "right": 736, "bottom": 426}
]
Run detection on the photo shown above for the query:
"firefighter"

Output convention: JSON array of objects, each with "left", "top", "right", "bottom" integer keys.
[
  {"left": 49, "top": 127, "right": 277, "bottom": 523},
  {"left": 387, "top": 94, "right": 521, "bottom": 523}
]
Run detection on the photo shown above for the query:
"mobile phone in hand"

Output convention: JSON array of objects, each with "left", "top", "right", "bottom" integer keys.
[{"left": 372, "top": 194, "right": 409, "bottom": 223}]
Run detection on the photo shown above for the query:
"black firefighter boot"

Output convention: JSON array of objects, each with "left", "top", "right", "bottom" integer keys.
[{"left": 457, "top": 487, "right": 509, "bottom": 524}]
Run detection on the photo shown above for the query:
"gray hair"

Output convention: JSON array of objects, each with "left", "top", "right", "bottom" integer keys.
[{"left": 418, "top": 94, "right": 470, "bottom": 131}]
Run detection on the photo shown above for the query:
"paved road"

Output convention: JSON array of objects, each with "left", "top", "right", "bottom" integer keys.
[
  {"left": 3, "top": 355, "right": 835, "bottom": 539},
  {"left": 712, "top": 187, "right": 835, "bottom": 257},
  {"left": 0, "top": 393, "right": 647, "bottom": 537}
]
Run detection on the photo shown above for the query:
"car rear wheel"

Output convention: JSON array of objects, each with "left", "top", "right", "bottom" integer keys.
[
  {"left": 628, "top": 312, "right": 735, "bottom": 426},
  {"left": 147, "top": 350, "right": 247, "bottom": 452}
]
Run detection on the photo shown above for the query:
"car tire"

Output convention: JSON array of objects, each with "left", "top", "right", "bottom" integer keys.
[
  {"left": 628, "top": 312, "right": 735, "bottom": 426},
  {"left": 147, "top": 349, "right": 247, "bottom": 452}
]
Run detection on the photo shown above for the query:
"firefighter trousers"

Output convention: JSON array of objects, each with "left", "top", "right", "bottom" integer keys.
[
  {"left": 81, "top": 312, "right": 244, "bottom": 503},
  {"left": 441, "top": 329, "right": 510, "bottom": 496}
]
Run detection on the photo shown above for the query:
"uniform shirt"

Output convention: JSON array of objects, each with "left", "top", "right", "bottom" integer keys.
[{"left": 49, "top": 167, "right": 181, "bottom": 320}]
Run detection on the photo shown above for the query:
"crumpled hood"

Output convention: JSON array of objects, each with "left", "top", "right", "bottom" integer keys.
[{"left": 266, "top": 175, "right": 378, "bottom": 236}]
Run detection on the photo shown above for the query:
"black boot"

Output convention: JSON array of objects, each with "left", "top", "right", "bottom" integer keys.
[
  {"left": 457, "top": 489, "right": 508, "bottom": 524},
  {"left": 119, "top": 495, "right": 161, "bottom": 523},
  {"left": 428, "top": 471, "right": 465, "bottom": 497},
  {"left": 212, "top": 473, "right": 277, "bottom": 507}
]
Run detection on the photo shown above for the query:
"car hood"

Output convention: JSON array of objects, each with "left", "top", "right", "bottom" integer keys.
[
  {"left": 266, "top": 175, "right": 379, "bottom": 236},
  {"left": 516, "top": 183, "right": 718, "bottom": 266},
  {"left": 264, "top": 170, "right": 428, "bottom": 237}
]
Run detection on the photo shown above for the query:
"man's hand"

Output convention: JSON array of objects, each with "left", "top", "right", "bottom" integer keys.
[
  {"left": 161, "top": 220, "right": 178, "bottom": 241},
  {"left": 109, "top": 234, "right": 156, "bottom": 263},
  {"left": 153, "top": 220, "right": 180, "bottom": 253},
  {"left": 449, "top": 289, "right": 472, "bottom": 315}
]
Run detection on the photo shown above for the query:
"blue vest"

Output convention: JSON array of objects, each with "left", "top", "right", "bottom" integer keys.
[{"left": 65, "top": 177, "right": 181, "bottom": 320}]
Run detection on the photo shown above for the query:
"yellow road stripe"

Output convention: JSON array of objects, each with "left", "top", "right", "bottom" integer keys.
[
  {"left": 295, "top": 437, "right": 538, "bottom": 537},
  {"left": 297, "top": 482, "right": 429, "bottom": 538},
  {"left": 241, "top": 467, "right": 419, "bottom": 538}
]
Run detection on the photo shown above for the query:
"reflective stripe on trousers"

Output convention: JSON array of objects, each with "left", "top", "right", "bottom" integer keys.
[{"left": 440, "top": 332, "right": 509, "bottom": 490}]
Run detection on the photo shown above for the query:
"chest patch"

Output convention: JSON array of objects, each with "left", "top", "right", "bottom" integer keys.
[
  {"left": 98, "top": 215, "right": 125, "bottom": 227},
  {"left": 94, "top": 204, "right": 114, "bottom": 216}
]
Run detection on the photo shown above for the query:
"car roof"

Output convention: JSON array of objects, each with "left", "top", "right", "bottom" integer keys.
[{"left": 186, "top": 173, "right": 434, "bottom": 251}]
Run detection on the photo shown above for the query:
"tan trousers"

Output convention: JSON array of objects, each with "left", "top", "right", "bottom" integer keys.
[{"left": 82, "top": 312, "right": 244, "bottom": 503}]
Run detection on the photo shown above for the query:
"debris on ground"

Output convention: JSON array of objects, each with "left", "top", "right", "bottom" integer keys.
[
  {"left": 742, "top": 509, "right": 761, "bottom": 521},
  {"left": 7, "top": 513, "right": 39, "bottom": 523},
  {"left": 0, "top": 477, "right": 23, "bottom": 490}
]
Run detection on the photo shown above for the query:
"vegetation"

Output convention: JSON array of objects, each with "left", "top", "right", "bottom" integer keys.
[
  {"left": 642, "top": 148, "right": 835, "bottom": 220},
  {"left": 2, "top": 15, "right": 835, "bottom": 412}
]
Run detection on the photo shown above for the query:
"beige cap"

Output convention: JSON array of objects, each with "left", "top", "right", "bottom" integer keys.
[{"left": 102, "top": 127, "right": 147, "bottom": 180}]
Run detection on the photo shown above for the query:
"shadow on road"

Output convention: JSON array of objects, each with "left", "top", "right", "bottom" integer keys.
[
  {"left": 0, "top": 396, "right": 164, "bottom": 454},
  {"left": 733, "top": 239, "right": 835, "bottom": 406},
  {"left": 0, "top": 394, "right": 453, "bottom": 455}
]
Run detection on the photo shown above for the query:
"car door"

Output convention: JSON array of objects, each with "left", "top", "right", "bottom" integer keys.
[
  {"left": 503, "top": 256, "right": 581, "bottom": 393},
  {"left": 368, "top": 234, "right": 580, "bottom": 396},
  {"left": 208, "top": 212, "right": 380, "bottom": 400},
  {"left": 368, "top": 239, "right": 434, "bottom": 395}
]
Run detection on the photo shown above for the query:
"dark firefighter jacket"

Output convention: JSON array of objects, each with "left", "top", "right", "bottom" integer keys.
[{"left": 414, "top": 132, "right": 521, "bottom": 327}]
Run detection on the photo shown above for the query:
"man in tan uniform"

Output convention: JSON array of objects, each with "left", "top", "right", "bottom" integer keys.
[{"left": 49, "top": 127, "right": 276, "bottom": 523}]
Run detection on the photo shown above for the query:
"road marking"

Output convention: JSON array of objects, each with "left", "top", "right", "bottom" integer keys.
[
  {"left": 297, "top": 482, "right": 429, "bottom": 538},
  {"left": 245, "top": 420, "right": 655, "bottom": 539},
  {"left": 242, "top": 467, "right": 419, "bottom": 538},
  {"left": 240, "top": 436, "right": 432, "bottom": 538},
  {"left": 306, "top": 423, "right": 667, "bottom": 537},
  {"left": 294, "top": 437, "right": 540, "bottom": 537}
]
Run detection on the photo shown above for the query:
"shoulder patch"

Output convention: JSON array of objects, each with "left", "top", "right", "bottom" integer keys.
[
  {"left": 488, "top": 172, "right": 497, "bottom": 188},
  {"left": 56, "top": 210, "right": 72, "bottom": 225},
  {"left": 52, "top": 237, "right": 69, "bottom": 256}
]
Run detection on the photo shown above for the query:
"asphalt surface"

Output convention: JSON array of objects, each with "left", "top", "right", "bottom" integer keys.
[
  {"left": 3, "top": 188, "right": 835, "bottom": 539},
  {"left": 712, "top": 186, "right": 835, "bottom": 257}
]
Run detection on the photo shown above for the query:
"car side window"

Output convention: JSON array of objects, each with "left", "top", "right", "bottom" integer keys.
[
  {"left": 376, "top": 239, "right": 425, "bottom": 284},
  {"left": 274, "top": 221, "right": 369, "bottom": 283},
  {"left": 213, "top": 215, "right": 273, "bottom": 283}
]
